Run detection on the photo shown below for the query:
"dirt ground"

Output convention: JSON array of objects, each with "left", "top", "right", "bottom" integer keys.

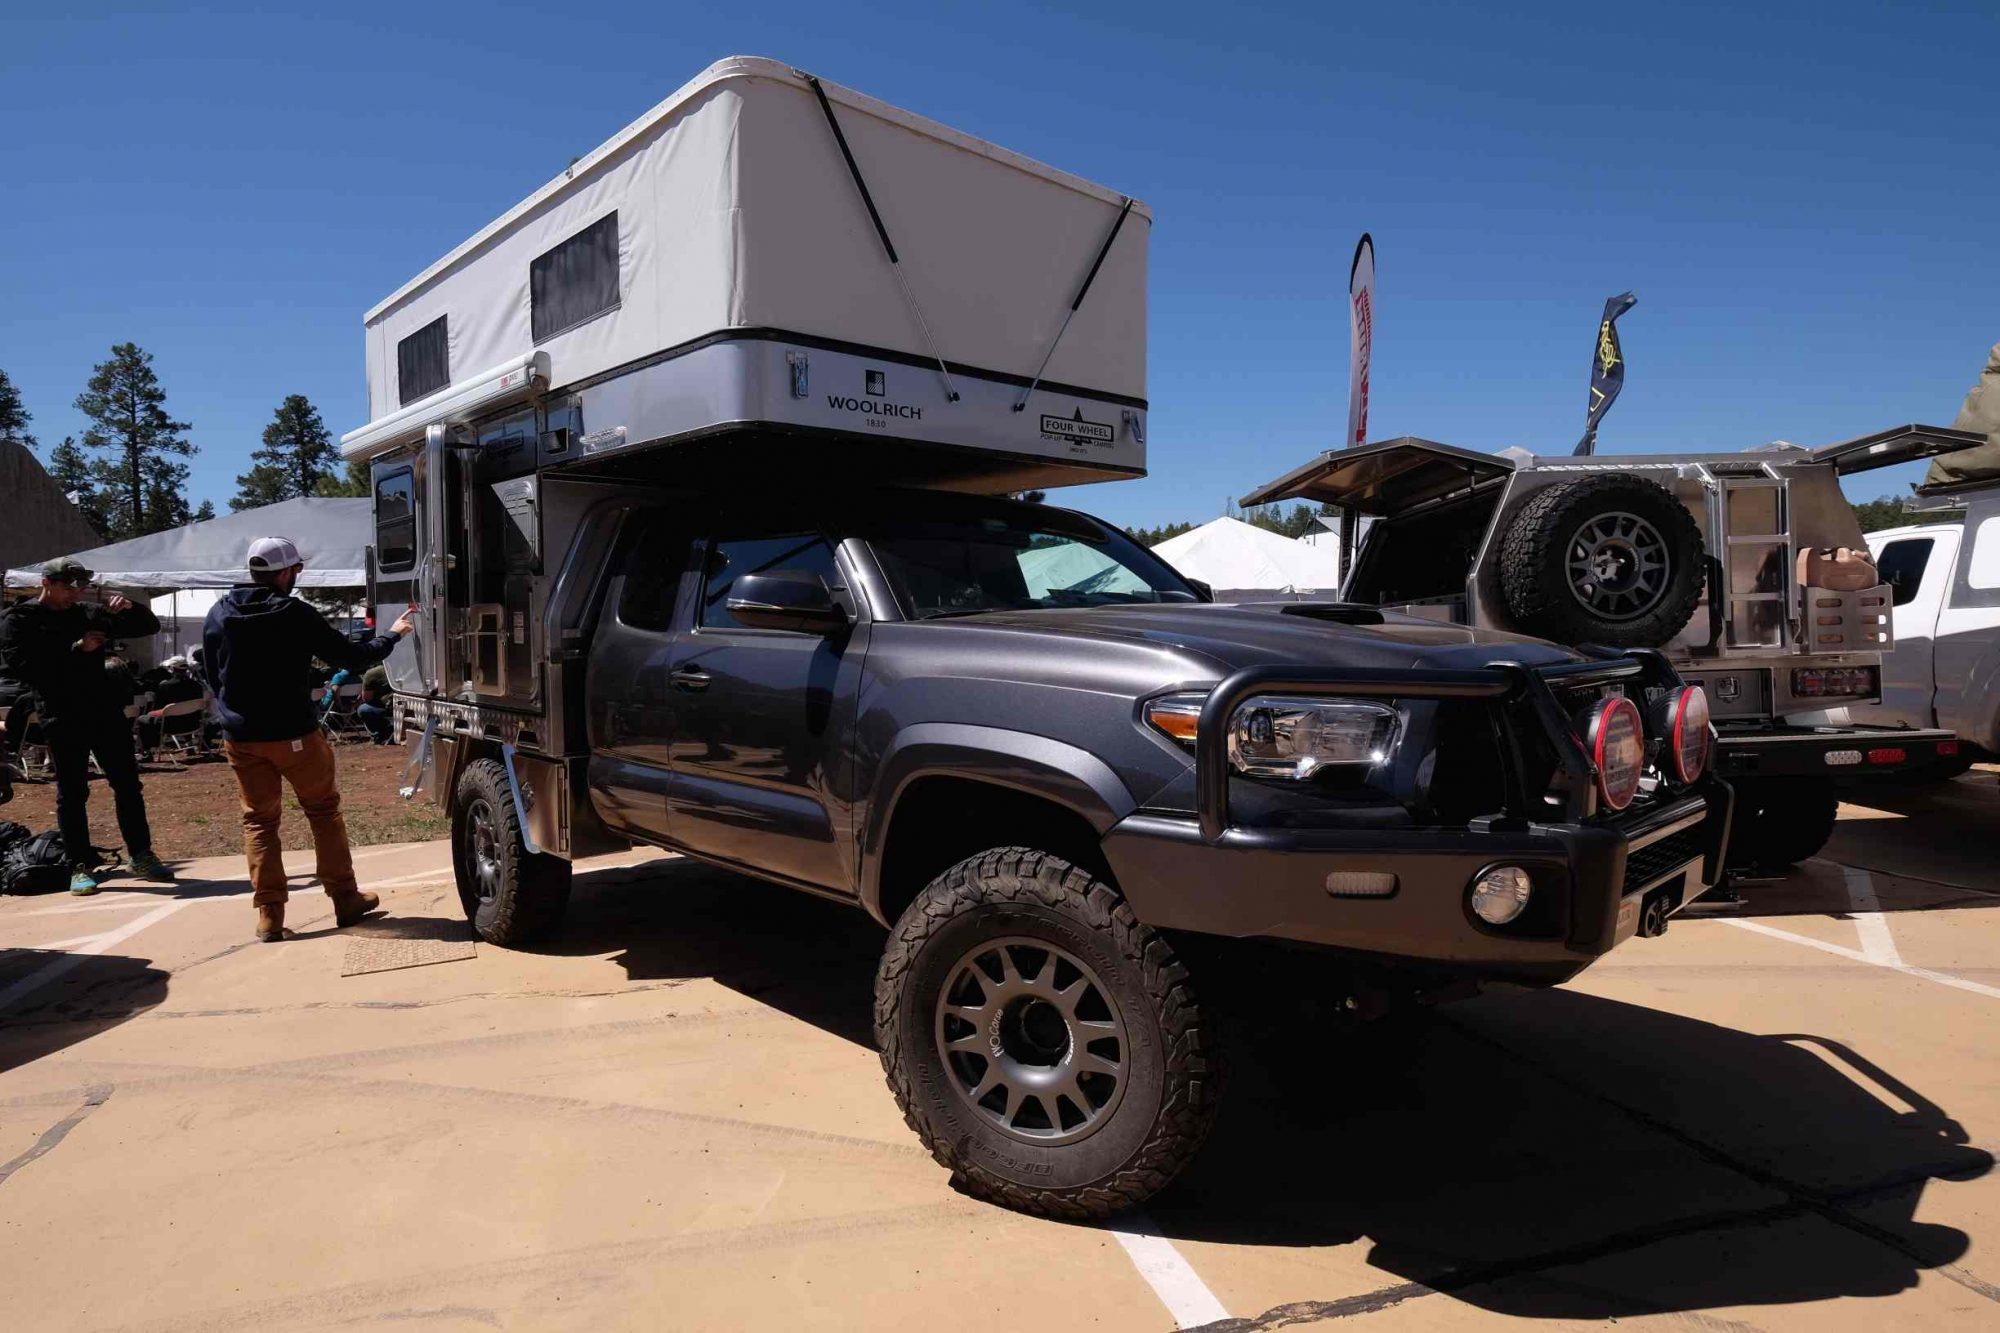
[
  {"left": 2, "top": 777, "right": 1998, "bottom": 1330},
  {"left": 2, "top": 740, "right": 449, "bottom": 861}
]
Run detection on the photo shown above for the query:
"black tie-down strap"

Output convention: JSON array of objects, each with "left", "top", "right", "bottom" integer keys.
[
  {"left": 803, "top": 73, "right": 960, "bottom": 403},
  {"left": 1014, "top": 197, "right": 1133, "bottom": 412}
]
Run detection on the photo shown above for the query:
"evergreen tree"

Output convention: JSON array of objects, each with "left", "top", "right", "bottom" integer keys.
[
  {"left": 46, "top": 435, "right": 115, "bottom": 535},
  {"left": 314, "top": 458, "right": 372, "bottom": 499},
  {"left": 0, "top": 367, "right": 36, "bottom": 453},
  {"left": 74, "top": 342, "right": 196, "bottom": 538},
  {"left": 193, "top": 499, "right": 217, "bottom": 521},
  {"left": 232, "top": 393, "right": 336, "bottom": 510}
]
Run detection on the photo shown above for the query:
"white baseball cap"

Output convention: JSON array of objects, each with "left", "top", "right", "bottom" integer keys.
[{"left": 246, "top": 536, "right": 305, "bottom": 572}]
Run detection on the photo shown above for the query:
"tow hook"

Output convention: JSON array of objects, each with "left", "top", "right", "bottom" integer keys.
[{"left": 1638, "top": 892, "right": 1673, "bottom": 939}]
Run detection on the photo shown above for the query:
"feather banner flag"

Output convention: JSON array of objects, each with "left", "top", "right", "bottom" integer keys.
[
  {"left": 1347, "top": 234, "right": 1375, "bottom": 448},
  {"left": 1575, "top": 291, "right": 1637, "bottom": 456}
]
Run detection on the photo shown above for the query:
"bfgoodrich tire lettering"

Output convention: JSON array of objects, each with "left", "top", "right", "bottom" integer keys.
[
  {"left": 451, "top": 757, "right": 573, "bottom": 946},
  {"left": 874, "top": 847, "right": 1221, "bottom": 1219}
]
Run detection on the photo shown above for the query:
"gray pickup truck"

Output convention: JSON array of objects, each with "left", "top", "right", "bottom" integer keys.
[{"left": 415, "top": 485, "right": 1731, "bottom": 1218}]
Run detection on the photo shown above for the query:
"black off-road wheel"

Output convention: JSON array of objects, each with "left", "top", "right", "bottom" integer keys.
[
  {"left": 451, "top": 758, "right": 572, "bottom": 946},
  {"left": 874, "top": 848, "right": 1222, "bottom": 1220},
  {"left": 1499, "top": 474, "right": 1706, "bottom": 648},
  {"left": 1725, "top": 776, "right": 1839, "bottom": 871}
]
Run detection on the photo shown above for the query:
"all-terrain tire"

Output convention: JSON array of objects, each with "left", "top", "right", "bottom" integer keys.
[
  {"left": 874, "top": 847, "right": 1222, "bottom": 1220},
  {"left": 1725, "top": 776, "right": 1838, "bottom": 871},
  {"left": 1498, "top": 474, "right": 1706, "bottom": 648},
  {"left": 451, "top": 757, "right": 572, "bottom": 946}
]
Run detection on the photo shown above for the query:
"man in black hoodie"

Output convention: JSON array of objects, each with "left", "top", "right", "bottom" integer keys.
[
  {"left": 0, "top": 558, "right": 170, "bottom": 894},
  {"left": 203, "top": 537, "right": 412, "bottom": 941}
]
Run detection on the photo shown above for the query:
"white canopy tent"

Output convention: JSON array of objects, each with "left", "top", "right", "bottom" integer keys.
[
  {"left": 1151, "top": 517, "right": 1345, "bottom": 601},
  {"left": 4, "top": 498, "right": 371, "bottom": 595}
]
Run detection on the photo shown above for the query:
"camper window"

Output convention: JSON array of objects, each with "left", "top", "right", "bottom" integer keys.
[
  {"left": 375, "top": 468, "right": 417, "bottom": 572},
  {"left": 397, "top": 316, "right": 450, "bottom": 406},
  {"left": 531, "top": 212, "right": 621, "bottom": 341}
]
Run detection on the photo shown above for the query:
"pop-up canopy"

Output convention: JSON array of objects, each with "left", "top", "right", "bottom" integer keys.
[{"left": 3, "top": 497, "right": 371, "bottom": 595}]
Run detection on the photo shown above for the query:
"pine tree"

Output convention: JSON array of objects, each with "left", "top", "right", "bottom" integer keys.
[
  {"left": 73, "top": 343, "right": 196, "bottom": 538},
  {"left": 314, "top": 458, "right": 372, "bottom": 499},
  {"left": 193, "top": 499, "right": 216, "bottom": 521},
  {"left": 232, "top": 394, "right": 336, "bottom": 510},
  {"left": 0, "top": 368, "right": 37, "bottom": 453},
  {"left": 46, "top": 435, "right": 115, "bottom": 535}
]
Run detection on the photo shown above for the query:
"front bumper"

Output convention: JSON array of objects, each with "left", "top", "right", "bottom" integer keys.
[{"left": 1105, "top": 650, "right": 1735, "bottom": 985}]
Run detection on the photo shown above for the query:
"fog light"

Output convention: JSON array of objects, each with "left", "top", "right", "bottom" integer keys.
[{"left": 1470, "top": 866, "right": 1533, "bottom": 926}]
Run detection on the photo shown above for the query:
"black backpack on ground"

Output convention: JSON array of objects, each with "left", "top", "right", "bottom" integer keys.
[{"left": 1, "top": 829, "right": 70, "bottom": 895}]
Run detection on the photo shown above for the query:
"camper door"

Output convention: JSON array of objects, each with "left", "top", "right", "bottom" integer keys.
[{"left": 369, "top": 449, "right": 429, "bottom": 695}]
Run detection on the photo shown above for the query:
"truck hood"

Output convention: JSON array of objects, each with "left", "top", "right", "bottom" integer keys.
[{"left": 925, "top": 602, "right": 1580, "bottom": 676}]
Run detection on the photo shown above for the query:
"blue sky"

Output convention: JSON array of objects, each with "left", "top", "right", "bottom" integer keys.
[{"left": 2, "top": 1, "right": 1994, "bottom": 529}]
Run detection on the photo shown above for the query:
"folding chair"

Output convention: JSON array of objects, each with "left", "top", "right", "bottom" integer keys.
[
  {"left": 146, "top": 698, "right": 212, "bottom": 766},
  {"left": 15, "top": 710, "right": 51, "bottom": 781},
  {"left": 321, "top": 682, "right": 369, "bottom": 741}
]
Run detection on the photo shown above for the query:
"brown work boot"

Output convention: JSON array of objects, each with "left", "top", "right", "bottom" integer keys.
[
  {"left": 330, "top": 888, "right": 380, "bottom": 928},
  {"left": 255, "top": 903, "right": 285, "bottom": 942}
]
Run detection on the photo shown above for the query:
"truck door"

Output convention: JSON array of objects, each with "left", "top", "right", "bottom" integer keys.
[
  {"left": 664, "top": 519, "right": 863, "bottom": 894},
  {"left": 583, "top": 515, "right": 693, "bottom": 843},
  {"left": 1854, "top": 529, "right": 1954, "bottom": 728}
]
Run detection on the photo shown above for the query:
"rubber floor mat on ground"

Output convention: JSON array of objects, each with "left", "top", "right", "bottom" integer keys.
[{"left": 341, "top": 917, "right": 477, "bottom": 976}]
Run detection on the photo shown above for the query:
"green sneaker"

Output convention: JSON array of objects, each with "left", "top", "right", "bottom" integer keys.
[
  {"left": 126, "top": 852, "right": 177, "bottom": 883},
  {"left": 69, "top": 869, "right": 101, "bottom": 896}
]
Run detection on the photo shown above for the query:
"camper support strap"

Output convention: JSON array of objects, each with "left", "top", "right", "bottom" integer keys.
[
  {"left": 803, "top": 74, "right": 960, "bottom": 403},
  {"left": 1013, "top": 198, "right": 1133, "bottom": 413}
]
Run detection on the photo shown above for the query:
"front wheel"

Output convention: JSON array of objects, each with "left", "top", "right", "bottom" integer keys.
[
  {"left": 874, "top": 848, "right": 1222, "bottom": 1219},
  {"left": 451, "top": 757, "right": 572, "bottom": 946},
  {"left": 1725, "top": 776, "right": 1838, "bottom": 871}
]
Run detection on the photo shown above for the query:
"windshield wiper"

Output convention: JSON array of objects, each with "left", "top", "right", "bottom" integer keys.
[{"left": 913, "top": 607, "right": 1006, "bottom": 621}]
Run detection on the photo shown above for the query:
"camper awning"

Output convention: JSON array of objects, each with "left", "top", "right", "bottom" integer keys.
[
  {"left": 1239, "top": 438, "right": 1515, "bottom": 514},
  {"left": 4, "top": 497, "right": 371, "bottom": 595}
]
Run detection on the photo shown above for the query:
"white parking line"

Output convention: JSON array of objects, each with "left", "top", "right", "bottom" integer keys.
[
  {"left": 1108, "top": 1215, "right": 1230, "bottom": 1328},
  {"left": 0, "top": 900, "right": 190, "bottom": 1011},
  {"left": 1721, "top": 918, "right": 2000, "bottom": 1001},
  {"left": 1831, "top": 861, "right": 1904, "bottom": 966}
]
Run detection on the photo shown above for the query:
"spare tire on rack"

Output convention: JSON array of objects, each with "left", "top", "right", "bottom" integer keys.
[{"left": 1498, "top": 473, "right": 1705, "bottom": 648}]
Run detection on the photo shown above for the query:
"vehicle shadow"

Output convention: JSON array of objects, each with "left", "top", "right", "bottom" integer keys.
[
  {"left": 0, "top": 950, "right": 170, "bottom": 1073},
  {"left": 1147, "top": 983, "right": 1993, "bottom": 1319},
  {"left": 550, "top": 855, "right": 883, "bottom": 1048}
]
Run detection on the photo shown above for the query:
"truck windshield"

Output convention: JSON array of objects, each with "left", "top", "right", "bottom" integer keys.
[{"left": 867, "top": 517, "right": 1199, "bottom": 619}]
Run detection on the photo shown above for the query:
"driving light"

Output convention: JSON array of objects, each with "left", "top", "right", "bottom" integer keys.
[
  {"left": 1580, "top": 696, "right": 1644, "bottom": 811},
  {"left": 1470, "top": 866, "right": 1533, "bottom": 925},
  {"left": 1655, "top": 685, "right": 1711, "bottom": 784},
  {"left": 1227, "top": 697, "right": 1400, "bottom": 780}
]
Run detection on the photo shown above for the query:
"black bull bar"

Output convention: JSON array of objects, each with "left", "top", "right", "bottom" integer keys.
[{"left": 1194, "top": 650, "right": 1677, "bottom": 842}]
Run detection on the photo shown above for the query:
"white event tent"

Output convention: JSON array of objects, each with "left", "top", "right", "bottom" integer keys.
[
  {"left": 4, "top": 498, "right": 371, "bottom": 594},
  {"left": 1151, "top": 517, "right": 1345, "bottom": 602}
]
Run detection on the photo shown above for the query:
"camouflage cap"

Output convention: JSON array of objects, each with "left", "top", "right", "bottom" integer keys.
[{"left": 40, "top": 556, "right": 93, "bottom": 585}]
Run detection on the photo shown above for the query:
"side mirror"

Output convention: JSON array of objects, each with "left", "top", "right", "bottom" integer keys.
[
  {"left": 727, "top": 571, "right": 849, "bottom": 634},
  {"left": 1186, "top": 578, "right": 1214, "bottom": 603}
]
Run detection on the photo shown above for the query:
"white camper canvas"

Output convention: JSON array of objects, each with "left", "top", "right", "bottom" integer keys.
[{"left": 347, "top": 57, "right": 1149, "bottom": 477}]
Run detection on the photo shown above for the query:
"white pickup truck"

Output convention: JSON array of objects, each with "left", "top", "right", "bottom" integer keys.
[{"left": 1854, "top": 504, "right": 2000, "bottom": 770}]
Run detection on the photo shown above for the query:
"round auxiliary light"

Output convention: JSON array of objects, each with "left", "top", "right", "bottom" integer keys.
[
  {"left": 1664, "top": 685, "right": 1711, "bottom": 784},
  {"left": 1583, "top": 696, "right": 1645, "bottom": 811},
  {"left": 1470, "top": 866, "right": 1533, "bottom": 926}
]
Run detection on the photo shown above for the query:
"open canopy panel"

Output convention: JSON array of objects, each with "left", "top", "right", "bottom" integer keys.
[
  {"left": 1239, "top": 438, "right": 1516, "bottom": 515},
  {"left": 343, "top": 57, "right": 1150, "bottom": 483}
]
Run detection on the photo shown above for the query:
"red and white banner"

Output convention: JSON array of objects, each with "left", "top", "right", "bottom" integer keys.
[{"left": 1347, "top": 233, "right": 1375, "bottom": 448}]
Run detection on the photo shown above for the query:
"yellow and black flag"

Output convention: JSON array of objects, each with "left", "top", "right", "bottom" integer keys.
[{"left": 1574, "top": 291, "right": 1637, "bottom": 456}]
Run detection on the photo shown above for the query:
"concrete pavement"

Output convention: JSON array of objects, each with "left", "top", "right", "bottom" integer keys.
[{"left": 2, "top": 778, "right": 1997, "bottom": 1331}]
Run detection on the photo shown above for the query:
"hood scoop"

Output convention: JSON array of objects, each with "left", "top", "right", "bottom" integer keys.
[{"left": 1271, "top": 603, "right": 1386, "bottom": 626}]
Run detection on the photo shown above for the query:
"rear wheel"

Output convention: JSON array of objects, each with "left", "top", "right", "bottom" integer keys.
[
  {"left": 451, "top": 757, "right": 572, "bottom": 945},
  {"left": 1725, "top": 776, "right": 1838, "bottom": 871},
  {"left": 874, "top": 847, "right": 1222, "bottom": 1219}
]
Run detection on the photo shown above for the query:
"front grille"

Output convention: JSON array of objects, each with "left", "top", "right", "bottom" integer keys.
[{"left": 1622, "top": 826, "right": 1706, "bottom": 894}]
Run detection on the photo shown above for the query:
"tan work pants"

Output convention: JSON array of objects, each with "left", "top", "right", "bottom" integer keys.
[{"left": 222, "top": 732, "right": 357, "bottom": 906}]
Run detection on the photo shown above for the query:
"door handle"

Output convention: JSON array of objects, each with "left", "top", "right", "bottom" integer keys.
[{"left": 669, "top": 667, "right": 711, "bottom": 692}]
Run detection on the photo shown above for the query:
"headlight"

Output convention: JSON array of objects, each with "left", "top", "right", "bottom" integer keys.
[{"left": 1228, "top": 696, "right": 1400, "bottom": 780}]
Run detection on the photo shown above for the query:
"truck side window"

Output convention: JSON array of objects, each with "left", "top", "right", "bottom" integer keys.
[
  {"left": 1874, "top": 538, "right": 1933, "bottom": 606},
  {"left": 698, "top": 533, "right": 839, "bottom": 632},
  {"left": 1969, "top": 518, "right": 2000, "bottom": 591},
  {"left": 375, "top": 468, "right": 416, "bottom": 572},
  {"left": 619, "top": 523, "right": 690, "bottom": 631}
]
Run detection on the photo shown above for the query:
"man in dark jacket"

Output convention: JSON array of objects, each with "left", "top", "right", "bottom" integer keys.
[
  {"left": 0, "top": 558, "right": 173, "bottom": 893},
  {"left": 203, "top": 536, "right": 413, "bottom": 941}
]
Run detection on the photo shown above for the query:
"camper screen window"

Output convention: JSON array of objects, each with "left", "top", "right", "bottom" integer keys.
[
  {"left": 396, "top": 316, "right": 450, "bottom": 406},
  {"left": 531, "top": 213, "right": 620, "bottom": 341},
  {"left": 375, "top": 469, "right": 417, "bottom": 572}
]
